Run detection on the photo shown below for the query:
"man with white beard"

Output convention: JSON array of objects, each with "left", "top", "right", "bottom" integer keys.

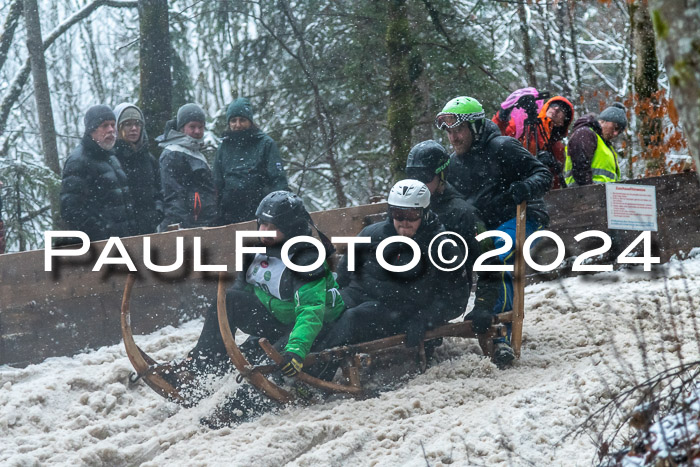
[{"left": 60, "top": 105, "right": 137, "bottom": 241}]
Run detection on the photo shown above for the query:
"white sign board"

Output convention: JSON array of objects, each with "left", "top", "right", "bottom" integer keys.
[{"left": 606, "top": 183, "right": 658, "bottom": 231}]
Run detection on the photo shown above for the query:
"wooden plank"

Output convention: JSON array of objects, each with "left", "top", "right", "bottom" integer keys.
[{"left": 511, "top": 202, "right": 526, "bottom": 358}]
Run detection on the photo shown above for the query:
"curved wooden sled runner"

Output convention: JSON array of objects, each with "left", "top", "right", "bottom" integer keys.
[{"left": 121, "top": 273, "right": 188, "bottom": 405}]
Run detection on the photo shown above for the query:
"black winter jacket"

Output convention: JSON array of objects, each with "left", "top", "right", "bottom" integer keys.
[
  {"left": 60, "top": 135, "right": 137, "bottom": 241},
  {"left": 114, "top": 140, "right": 163, "bottom": 235},
  {"left": 213, "top": 128, "right": 289, "bottom": 225},
  {"left": 447, "top": 120, "right": 552, "bottom": 229},
  {"left": 337, "top": 212, "right": 468, "bottom": 325},
  {"left": 158, "top": 131, "right": 218, "bottom": 231}
]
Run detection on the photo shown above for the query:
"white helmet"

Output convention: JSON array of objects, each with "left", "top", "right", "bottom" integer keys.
[{"left": 388, "top": 179, "right": 430, "bottom": 209}]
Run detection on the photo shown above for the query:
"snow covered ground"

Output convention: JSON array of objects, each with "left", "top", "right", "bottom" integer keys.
[{"left": 2, "top": 251, "right": 699, "bottom": 467}]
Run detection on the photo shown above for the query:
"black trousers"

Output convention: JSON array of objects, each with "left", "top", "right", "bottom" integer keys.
[{"left": 190, "top": 287, "right": 291, "bottom": 367}]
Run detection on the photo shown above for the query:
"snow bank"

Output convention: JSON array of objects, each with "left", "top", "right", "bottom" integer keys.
[{"left": 2, "top": 254, "right": 699, "bottom": 467}]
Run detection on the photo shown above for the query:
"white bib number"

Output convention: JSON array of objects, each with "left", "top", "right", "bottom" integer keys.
[{"left": 246, "top": 254, "right": 286, "bottom": 299}]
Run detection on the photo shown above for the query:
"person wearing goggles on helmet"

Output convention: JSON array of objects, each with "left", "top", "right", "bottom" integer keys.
[
  {"left": 405, "top": 140, "right": 484, "bottom": 311},
  {"left": 156, "top": 191, "right": 345, "bottom": 427},
  {"left": 435, "top": 96, "right": 553, "bottom": 369},
  {"left": 319, "top": 179, "right": 465, "bottom": 356}
]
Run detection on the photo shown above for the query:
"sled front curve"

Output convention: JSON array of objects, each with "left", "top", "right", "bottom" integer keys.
[
  {"left": 120, "top": 274, "right": 186, "bottom": 403},
  {"left": 215, "top": 272, "right": 294, "bottom": 404}
]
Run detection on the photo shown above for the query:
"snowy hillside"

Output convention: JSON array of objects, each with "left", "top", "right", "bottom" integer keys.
[{"left": 2, "top": 251, "right": 699, "bottom": 467}]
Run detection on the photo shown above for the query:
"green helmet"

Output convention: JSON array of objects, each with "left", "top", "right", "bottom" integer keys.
[{"left": 435, "top": 96, "right": 486, "bottom": 140}]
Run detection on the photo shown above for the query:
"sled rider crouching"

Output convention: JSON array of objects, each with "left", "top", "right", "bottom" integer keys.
[
  {"left": 164, "top": 190, "right": 345, "bottom": 427},
  {"left": 318, "top": 179, "right": 467, "bottom": 354}
]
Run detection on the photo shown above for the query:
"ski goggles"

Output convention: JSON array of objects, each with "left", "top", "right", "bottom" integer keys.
[
  {"left": 434, "top": 111, "right": 485, "bottom": 130},
  {"left": 389, "top": 206, "right": 423, "bottom": 222}
]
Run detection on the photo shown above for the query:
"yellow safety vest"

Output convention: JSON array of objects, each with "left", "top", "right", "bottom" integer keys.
[{"left": 564, "top": 128, "right": 620, "bottom": 186}]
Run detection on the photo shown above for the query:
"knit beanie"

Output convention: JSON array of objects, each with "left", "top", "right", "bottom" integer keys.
[
  {"left": 225, "top": 97, "right": 254, "bottom": 124},
  {"left": 176, "top": 103, "right": 206, "bottom": 130},
  {"left": 117, "top": 106, "right": 144, "bottom": 127},
  {"left": 84, "top": 105, "right": 116, "bottom": 136},
  {"left": 599, "top": 102, "right": 628, "bottom": 130}
]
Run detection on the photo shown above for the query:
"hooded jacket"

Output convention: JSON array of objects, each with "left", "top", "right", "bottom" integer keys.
[
  {"left": 113, "top": 104, "right": 163, "bottom": 235},
  {"left": 565, "top": 114, "right": 620, "bottom": 186},
  {"left": 60, "top": 134, "right": 137, "bottom": 241},
  {"left": 493, "top": 96, "right": 574, "bottom": 189},
  {"left": 214, "top": 99, "right": 288, "bottom": 225},
  {"left": 158, "top": 127, "right": 218, "bottom": 231},
  {"left": 447, "top": 119, "right": 552, "bottom": 230}
]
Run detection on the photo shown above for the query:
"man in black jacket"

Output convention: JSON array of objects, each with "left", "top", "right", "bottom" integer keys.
[
  {"left": 320, "top": 179, "right": 466, "bottom": 350},
  {"left": 435, "top": 96, "right": 553, "bottom": 367},
  {"left": 114, "top": 103, "right": 163, "bottom": 235},
  {"left": 60, "top": 105, "right": 137, "bottom": 241}
]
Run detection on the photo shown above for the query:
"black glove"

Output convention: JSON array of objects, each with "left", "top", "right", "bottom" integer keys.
[
  {"left": 508, "top": 181, "right": 530, "bottom": 204},
  {"left": 279, "top": 351, "right": 304, "bottom": 377},
  {"left": 536, "top": 150, "right": 557, "bottom": 168},
  {"left": 465, "top": 306, "right": 493, "bottom": 335},
  {"left": 497, "top": 107, "right": 512, "bottom": 123},
  {"left": 404, "top": 315, "right": 426, "bottom": 348}
]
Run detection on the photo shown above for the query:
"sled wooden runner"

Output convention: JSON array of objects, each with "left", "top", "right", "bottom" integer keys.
[{"left": 120, "top": 274, "right": 187, "bottom": 404}]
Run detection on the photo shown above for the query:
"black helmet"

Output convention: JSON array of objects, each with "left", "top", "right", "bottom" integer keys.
[
  {"left": 405, "top": 140, "right": 450, "bottom": 184},
  {"left": 255, "top": 191, "right": 311, "bottom": 238}
]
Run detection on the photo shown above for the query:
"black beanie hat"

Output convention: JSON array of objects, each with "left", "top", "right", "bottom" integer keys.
[
  {"left": 84, "top": 105, "right": 116, "bottom": 136},
  {"left": 176, "top": 103, "right": 206, "bottom": 130},
  {"left": 599, "top": 102, "right": 628, "bottom": 130}
]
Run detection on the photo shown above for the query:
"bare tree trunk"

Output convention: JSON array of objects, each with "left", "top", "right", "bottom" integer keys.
[
  {"left": 517, "top": 2, "right": 537, "bottom": 87},
  {"left": 630, "top": 0, "right": 662, "bottom": 173},
  {"left": 555, "top": 2, "right": 572, "bottom": 97},
  {"left": 567, "top": 0, "right": 583, "bottom": 101},
  {"left": 81, "top": 19, "right": 106, "bottom": 103},
  {"left": 386, "top": 0, "right": 414, "bottom": 181},
  {"left": 138, "top": 0, "right": 172, "bottom": 155},
  {"left": 0, "top": 0, "right": 137, "bottom": 138},
  {"left": 24, "top": 0, "right": 61, "bottom": 227},
  {"left": 0, "top": 0, "right": 23, "bottom": 73},
  {"left": 257, "top": 0, "right": 348, "bottom": 207},
  {"left": 648, "top": 0, "right": 700, "bottom": 173}
]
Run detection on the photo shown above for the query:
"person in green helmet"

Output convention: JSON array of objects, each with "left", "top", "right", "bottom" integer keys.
[
  {"left": 435, "top": 96, "right": 553, "bottom": 368},
  {"left": 213, "top": 97, "right": 289, "bottom": 225}
]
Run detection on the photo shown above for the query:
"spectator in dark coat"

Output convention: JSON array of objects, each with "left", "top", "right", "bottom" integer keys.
[
  {"left": 213, "top": 97, "right": 289, "bottom": 225},
  {"left": 114, "top": 103, "right": 163, "bottom": 235},
  {"left": 158, "top": 103, "right": 218, "bottom": 231},
  {"left": 60, "top": 105, "right": 137, "bottom": 241}
]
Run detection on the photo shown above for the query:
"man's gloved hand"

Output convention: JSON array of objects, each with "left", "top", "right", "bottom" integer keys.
[
  {"left": 536, "top": 150, "right": 557, "bottom": 168},
  {"left": 279, "top": 351, "right": 304, "bottom": 377},
  {"left": 508, "top": 181, "right": 530, "bottom": 204},
  {"left": 404, "top": 315, "right": 426, "bottom": 348},
  {"left": 465, "top": 306, "right": 494, "bottom": 335}
]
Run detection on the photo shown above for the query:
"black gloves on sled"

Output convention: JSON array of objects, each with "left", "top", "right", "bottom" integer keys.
[
  {"left": 465, "top": 305, "right": 494, "bottom": 335},
  {"left": 508, "top": 181, "right": 530, "bottom": 205},
  {"left": 279, "top": 351, "right": 304, "bottom": 377}
]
